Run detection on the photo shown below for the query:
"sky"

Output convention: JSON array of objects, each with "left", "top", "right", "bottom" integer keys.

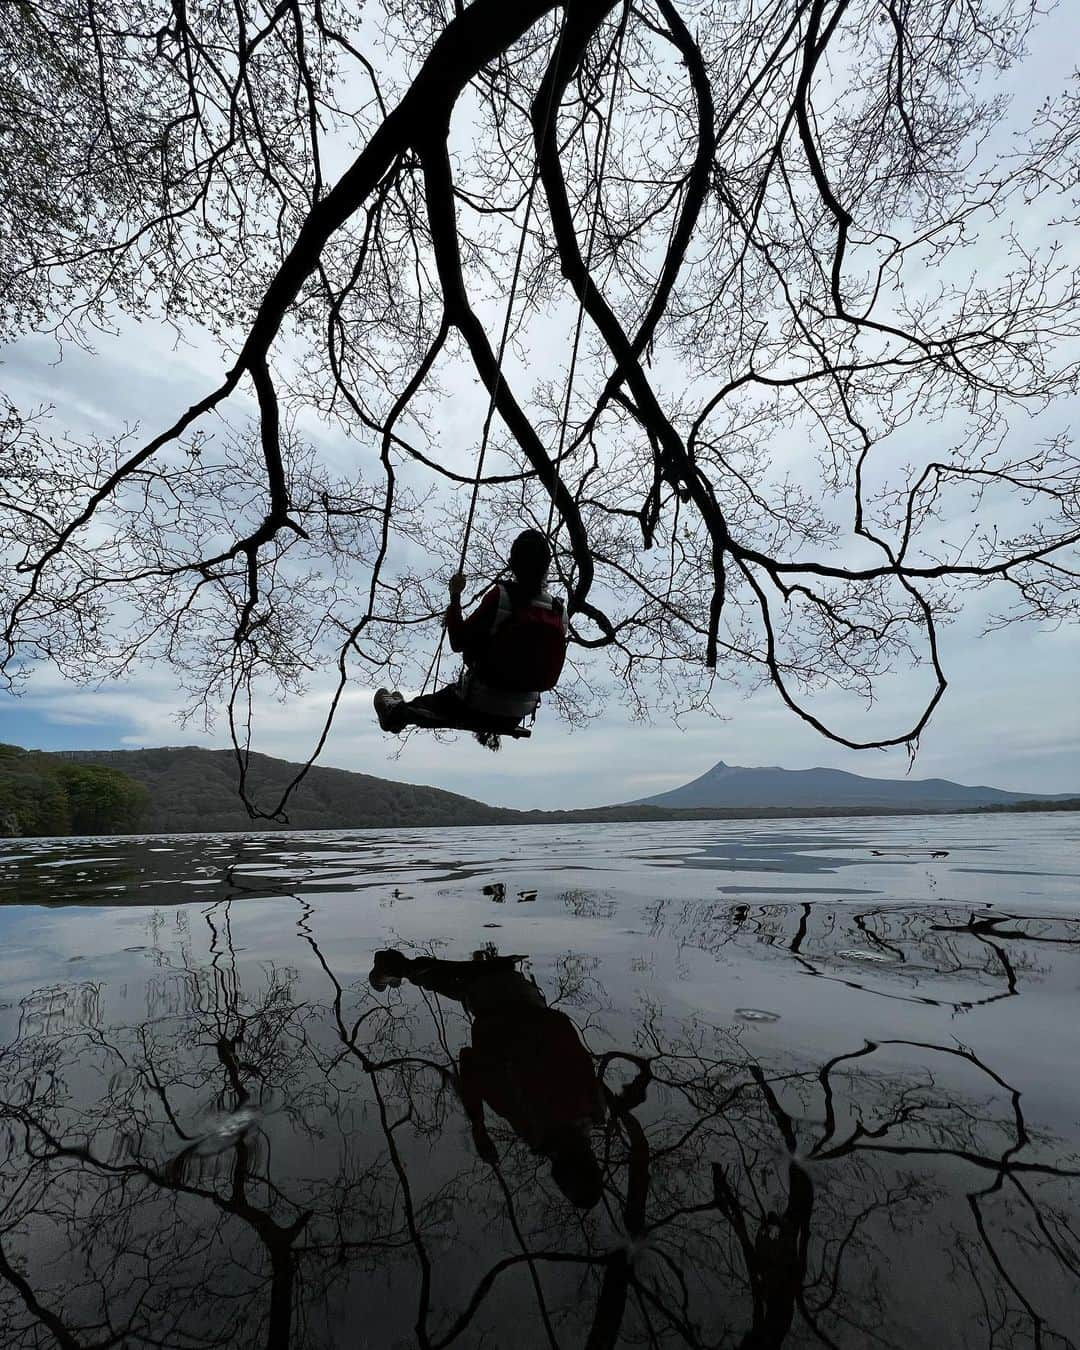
[
  {"left": 2, "top": 3, "right": 1078, "bottom": 812},
  {"left": 2, "top": 583, "right": 1077, "bottom": 810}
]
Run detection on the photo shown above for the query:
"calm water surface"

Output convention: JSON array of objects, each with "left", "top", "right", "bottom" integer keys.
[{"left": 1, "top": 815, "right": 1078, "bottom": 1348}]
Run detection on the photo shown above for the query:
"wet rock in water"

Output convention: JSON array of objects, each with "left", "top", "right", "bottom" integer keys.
[{"left": 735, "top": 1008, "right": 781, "bottom": 1022}]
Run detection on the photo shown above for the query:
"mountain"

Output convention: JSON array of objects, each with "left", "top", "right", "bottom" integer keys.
[
  {"left": 3, "top": 745, "right": 1075, "bottom": 839},
  {"left": 50, "top": 746, "right": 516, "bottom": 834},
  {"left": 630, "top": 760, "right": 1075, "bottom": 811}
]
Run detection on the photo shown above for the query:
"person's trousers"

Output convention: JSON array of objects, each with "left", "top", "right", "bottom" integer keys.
[{"left": 385, "top": 682, "right": 522, "bottom": 734}]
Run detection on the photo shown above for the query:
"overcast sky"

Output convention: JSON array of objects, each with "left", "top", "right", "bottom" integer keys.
[
  {"left": 3, "top": 300, "right": 1076, "bottom": 810},
  {"left": 2, "top": 5, "right": 1078, "bottom": 811}
]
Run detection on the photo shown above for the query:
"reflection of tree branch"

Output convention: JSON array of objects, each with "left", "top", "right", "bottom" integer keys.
[
  {"left": 931, "top": 913, "right": 1080, "bottom": 947},
  {"left": 432, "top": 1252, "right": 606, "bottom": 1350},
  {"left": 0, "top": 1240, "right": 86, "bottom": 1350},
  {"left": 4, "top": 899, "right": 1079, "bottom": 1350}
]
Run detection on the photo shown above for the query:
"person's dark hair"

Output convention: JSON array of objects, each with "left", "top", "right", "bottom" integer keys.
[{"left": 508, "top": 529, "right": 551, "bottom": 600}]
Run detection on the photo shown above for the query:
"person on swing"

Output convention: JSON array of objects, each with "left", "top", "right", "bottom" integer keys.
[{"left": 374, "top": 529, "right": 568, "bottom": 750}]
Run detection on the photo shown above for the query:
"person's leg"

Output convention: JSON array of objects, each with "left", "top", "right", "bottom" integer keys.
[
  {"left": 368, "top": 949, "right": 527, "bottom": 1004},
  {"left": 374, "top": 682, "right": 524, "bottom": 739},
  {"left": 406, "top": 684, "right": 474, "bottom": 727},
  {"left": 374, "top": 683, "right": 468, "bottom": 733},
  {"left": 369, "top": 950, "right": 472, "bottom": 1003}
]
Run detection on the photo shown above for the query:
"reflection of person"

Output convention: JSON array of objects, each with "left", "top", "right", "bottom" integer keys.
[{"left": 369, "top": 948, "right": 605, "bottom": 1209}]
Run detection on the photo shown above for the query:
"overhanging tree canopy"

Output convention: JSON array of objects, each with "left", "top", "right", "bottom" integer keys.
[{"left": 1, "top": 0, "right": 1078, "bottom": 811}]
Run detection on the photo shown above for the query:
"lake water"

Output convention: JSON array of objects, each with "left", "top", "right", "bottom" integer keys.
[{"left": 1, "top": 814, "right": 1078, "bottom": 1348}]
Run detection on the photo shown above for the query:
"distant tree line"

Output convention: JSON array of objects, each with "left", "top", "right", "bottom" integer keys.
[
  {"left": 970, "top": 798, "right": 1080, "bottom": 814},
  {"left": 11, "top": 745, "right": 516, "bottom": 834},
  {"left": 0, "top": 745, "right": 147, "bottom": 836}
]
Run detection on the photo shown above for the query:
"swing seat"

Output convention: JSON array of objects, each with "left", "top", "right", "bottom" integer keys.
[
  {"left": 411, "top": 707, "right": 533, "bottom": 739},
  {"left": 410, "top": 672, "right": 540, "bottom": 740},
  {"left": 463, "top": 720, "right": 533, "bottom": 738}
]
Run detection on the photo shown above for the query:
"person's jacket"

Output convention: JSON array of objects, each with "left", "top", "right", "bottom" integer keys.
[{"left": 446, "top": 581, "right": 566, "bottom": 719}]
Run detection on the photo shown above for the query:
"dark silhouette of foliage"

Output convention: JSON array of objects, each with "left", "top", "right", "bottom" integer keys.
[{"left": 52, "top": 744, "right": 516, "bottom": 832}]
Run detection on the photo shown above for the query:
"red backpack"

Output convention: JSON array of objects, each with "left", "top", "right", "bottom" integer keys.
[{"left": 478, "top": 585, "right": 567, "bottom": 692}]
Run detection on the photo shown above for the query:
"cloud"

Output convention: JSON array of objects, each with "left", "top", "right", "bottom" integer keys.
[
  {"left": 3, "top": 325, "right": 1077, "bottom": 805},
  {"left": 2, "top": 10, "right": 1079, "bottom": 810},
  {"left": 5, "top": 588, "right": 1079, "bottom": 809}
]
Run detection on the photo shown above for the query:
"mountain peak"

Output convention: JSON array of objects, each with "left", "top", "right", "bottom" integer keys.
[{"left": 631, "top": 761, "right": 1071, "bottom": 810}]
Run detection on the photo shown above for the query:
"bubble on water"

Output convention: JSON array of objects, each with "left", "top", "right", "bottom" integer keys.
[
  {"left": 192, "top": 1107, "right": 260, "bottom": 1153},
  {"left": 837, "top": 948, "right": 897, "bottom": 963},
  {"left": 735, "top": 1008, "right": 780, "bottom": 1022}
]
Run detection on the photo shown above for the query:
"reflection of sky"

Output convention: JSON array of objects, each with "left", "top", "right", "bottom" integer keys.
[
  {"left": 2, "top": 813, "right": 1079, "bottom": 1111},
  {"left": 1, "top": 9, "right": 1079, "bottom": 809},
  {"left": 1, "top": 818, "right": 1079, "bottom": 1345}
]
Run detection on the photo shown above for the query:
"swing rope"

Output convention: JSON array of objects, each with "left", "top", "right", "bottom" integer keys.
[
  {"left": 545, "top": 0, "right": 630, "bottom": 540},
  {"left": 422, "top": 1, "right": 629, "bottom": 699},
  {"left": 422, "top": 13, "right": 568, "bottom": 696}
]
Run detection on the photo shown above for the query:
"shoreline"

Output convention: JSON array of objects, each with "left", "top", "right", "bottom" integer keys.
[{"left": 3, "top": 797, "right": 1078, "bottom": 843}]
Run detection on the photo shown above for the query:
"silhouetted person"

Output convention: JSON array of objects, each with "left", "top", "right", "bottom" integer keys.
[
  {"left": 369, "top": 948, "right": 605, "bottom": 1209},
  {"left": 374, "top": 530, "right": 567, "bottom": 749}
]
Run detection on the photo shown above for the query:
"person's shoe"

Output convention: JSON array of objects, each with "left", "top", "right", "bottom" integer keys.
[{"left": 374, "top": 688, "right": 405, "bottom": 733}]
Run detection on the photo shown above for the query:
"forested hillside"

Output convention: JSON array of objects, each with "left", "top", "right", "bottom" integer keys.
[
  {"left": 2, "top": 744, "right": 1076, "bottom": 838},
  {"left": 0, "top": 745, "right": 148, "bottom": 836},
  {"left": 51, "top": 746, "right": 516, "bottom": 833}
]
